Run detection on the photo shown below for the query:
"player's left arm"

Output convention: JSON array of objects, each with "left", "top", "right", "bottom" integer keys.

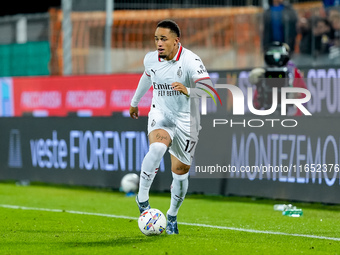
[
  {"left": 188, "top": 78, "right": 215, "bottom": 98},
  {"left": 171, "top": 78, "right": 214, "bottom": 98},
  {"left": 173, "top": 55, "right": 214, "bottom": 97},
  {"left": 171, "top": 82, "right": 189, "bottom": 96}
]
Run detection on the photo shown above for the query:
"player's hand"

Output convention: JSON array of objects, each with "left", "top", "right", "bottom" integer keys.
[
  {"left": 171, "top": 82, "right": 188, "bottom": 96},
  {"left": 129, "top": 106, "right": 139, "bottom": 119}
]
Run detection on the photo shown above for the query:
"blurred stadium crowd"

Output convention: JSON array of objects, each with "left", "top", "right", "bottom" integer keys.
[
  {"left": 297, "top": 4, "right": 340, "bottom": 58},
  {"left": 262, "top": 0, "right": 340, "bottom": 67}
]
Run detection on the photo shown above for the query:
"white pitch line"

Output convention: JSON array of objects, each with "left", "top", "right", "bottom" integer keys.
[{"left": 1, "top": 204, "right": 340, "bottom": 242}]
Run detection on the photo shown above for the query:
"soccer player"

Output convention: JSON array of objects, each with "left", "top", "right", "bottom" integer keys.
[{"left": 129, "top": 19, "right": 213, "bottom": 234}]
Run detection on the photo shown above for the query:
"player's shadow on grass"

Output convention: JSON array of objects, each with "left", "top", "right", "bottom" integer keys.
[{"left": 63, "top": 235, "right": 167, "bottom": 248}]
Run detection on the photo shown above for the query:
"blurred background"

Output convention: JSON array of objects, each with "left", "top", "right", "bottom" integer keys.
[
  {"left": 1, "top": 0, "right": 340, "bottom": 204},
  {"left": 0, "top": 0, "right": 338, "bottom": 76}
]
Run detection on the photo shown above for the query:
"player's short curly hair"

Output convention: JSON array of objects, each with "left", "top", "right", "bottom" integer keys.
[{"left": 157, "top": 19, "right": 181, "bottom": 38}]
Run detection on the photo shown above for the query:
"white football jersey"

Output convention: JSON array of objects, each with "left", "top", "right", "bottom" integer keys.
[{"left": 144, "top": 44, "right": 210, "bottom": 117}]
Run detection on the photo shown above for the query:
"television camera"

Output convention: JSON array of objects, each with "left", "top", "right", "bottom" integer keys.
[{"left": 253, "top": 42, "right": 292, "bottom": 111}]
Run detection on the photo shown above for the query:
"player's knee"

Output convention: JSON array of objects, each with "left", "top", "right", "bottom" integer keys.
[
  {"left": 171, "top": 165, "right": 190, "bottom": 175},
  {"left": 148, "top": 142, "right": 168, "bottom": 161}
]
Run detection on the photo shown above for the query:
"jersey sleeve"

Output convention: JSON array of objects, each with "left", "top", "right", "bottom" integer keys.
[
  {"left": 130, "top": 72, "right": 152, "bottom": 107},
  {"left": 130, "top": 53, "right": 153, "bottom": 107},
  {"left": 186, "top": 54, "right": 212, "bottom": 98},
  {"left": 143, "top": 52, "right": 153, "bottom": 77},
  {"left": 188, "top": 55, "right": 210, "bottom": 83}
]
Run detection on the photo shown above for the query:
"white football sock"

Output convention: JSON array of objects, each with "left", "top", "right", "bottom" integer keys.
[
  {"left": 167, "top": 172, "right": 189, "bottom": 217},
  {"left": 137, "top": 142, "right": 167, "bottom": 202}
]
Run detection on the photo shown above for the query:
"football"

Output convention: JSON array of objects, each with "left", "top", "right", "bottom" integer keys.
[
  {"left": 138, "top": 208, "right": 167, "bottom": 236},
  {"left": 120, "top": 173, "right": 139, "bottom": 193}
]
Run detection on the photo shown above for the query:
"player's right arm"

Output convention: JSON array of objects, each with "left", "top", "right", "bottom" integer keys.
[
  {"left": 130, "top": 53, "right": 153, "bottom": 119},
  {"left": 130, "top": 71, "right": 152, "bottom": 119}
]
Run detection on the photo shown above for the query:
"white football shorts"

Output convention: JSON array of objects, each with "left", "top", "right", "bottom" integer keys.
[{"left": 147, "top": 107, "right": 199, "bottom": 165}]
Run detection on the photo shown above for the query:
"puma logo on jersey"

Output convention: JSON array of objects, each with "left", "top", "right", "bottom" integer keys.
[{"left": 151, "top": 69, "right": 157, "bottom": 75}]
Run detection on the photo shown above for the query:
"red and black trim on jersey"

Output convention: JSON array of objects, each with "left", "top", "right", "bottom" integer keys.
[
  {"left": 194, "top": 77, "right": 210, "bottom": 83},
  {"left": 145, "top": 71, "right": 151, "bottom": 77},
  {"left": 158, "top": 44, "right": 183, "bottom": 62},
  {"left": 175, "top": 44, "right": 183, "bottom": 61}
]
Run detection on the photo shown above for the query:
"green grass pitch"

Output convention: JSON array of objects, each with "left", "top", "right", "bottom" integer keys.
[{"left": 1, "top": 182, "right": 340, "bottom": 254}]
